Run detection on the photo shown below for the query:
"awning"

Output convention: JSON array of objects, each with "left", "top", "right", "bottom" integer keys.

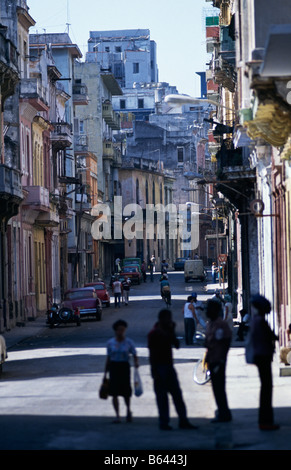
[{"left": 260, "top": 24, "right": 291, "bottom": 77}]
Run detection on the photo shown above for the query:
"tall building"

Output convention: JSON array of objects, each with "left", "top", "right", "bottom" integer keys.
[{"left": 86, "top": 29, "right": 159, "bottom": 88}]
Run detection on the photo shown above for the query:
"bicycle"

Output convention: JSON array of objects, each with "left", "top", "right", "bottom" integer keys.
[
  {"left": 193, "top": 352, "right": 211, "bottom": 385},
  {"left": 161, "top": 287, "right": 171, "bottom": 307}
]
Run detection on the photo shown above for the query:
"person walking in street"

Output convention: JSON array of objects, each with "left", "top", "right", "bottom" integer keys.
[
  {"left": 148, "top": 308, "right": 197, "bottom": 430},
  {"left": 205, "top": 298, "right": 232, "bottom": 423},
  {"left": 212, "top": 262, "right": 218, "bottom": 283},
  {"left": 247, "top": 294, "right": 279, "bottom": 431},
  {"left": 105, "top": 319, "right": 139, "bottom": 423},
  {"left": 149, "top": 258, "right": 154, "bottom": 282},
  {"left": 183, "top": 296, "right": 198, "bottom": 345},
  {"left": 121, "top": 277, "right": 131, "bottom": 306},
  {"left": 112, "top": 277, "right": 122, "bottom": 308},
  {"left": 141, "top": 261, "right": 147, "bottom": 283}
]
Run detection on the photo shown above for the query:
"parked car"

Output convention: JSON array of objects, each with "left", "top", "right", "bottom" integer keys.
[
  {"left": 62, "top": 287, "right": 103, "bottom": 321},
  {"left": 120, "top": 265, "right": 142, "bottom": 284},
  {"left": 184, "top": 259, "right": 207, "bottom": 282},
  {"left": 174, "top": 257, "right": 187, "bottom": 271},
  {"left": 0, "top": 335, "right": 7, "bottom": 375},
  {"left": 85, "top": 281, "right": 110, "bottom": 308},
  {"left": 122, "top": 257, "right": 141, "bottom": 269}
]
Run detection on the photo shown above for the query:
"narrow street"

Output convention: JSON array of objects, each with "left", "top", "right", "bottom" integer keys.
[
  {"left": 0, "top": 271, "right": 216, "bottom": 450},
  {"left": 1, "top": 272, "right": 291, "bottom": 452}
]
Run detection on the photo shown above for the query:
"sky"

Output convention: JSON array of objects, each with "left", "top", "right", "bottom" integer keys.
[{"left": 27, "top": 0, "right": 212, "bottom": 97}]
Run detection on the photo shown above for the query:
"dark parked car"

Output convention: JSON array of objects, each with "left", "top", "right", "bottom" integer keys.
[
  {"left": 85, "top": 281, "right": 110, "bottom": 308},
  {"left": 62, "top": 287, "right": 103, "bottom": 321},
  {"left": 174, "top": 258, "right": 187, "bottom": 271}
]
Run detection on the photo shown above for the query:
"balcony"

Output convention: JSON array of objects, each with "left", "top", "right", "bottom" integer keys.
[
  {"left": 0, "top": 164, "right": 22, "bottom": 201},
  {"left": 51, "top": 122, "right": 73, "bottom": 150},
  {"left": 20, "top": 78, "right": 49, "bottom": 112},
  {"left": 102, "top": 100, "right": 121, "bottom": 130},
  {"left": 75, "top": 193, "right": 92, "bottom": 212},
  {"left": 74, "top": 134, "right": 89, "bottom": 154},
  {"left": 0, "top": 29, "right": 19, "bottom": 100},
  {"left": 73, "top": 82, "right": 89, "bottom": 106},
  {"left": 0, "top": 164, "right": 22, "bottom": 222},
  {"left": 23, "top": 186, "right": 50, "bottom": 211},
  {"left": 103, "top": 140, "right": 114, "bottom": 159}
]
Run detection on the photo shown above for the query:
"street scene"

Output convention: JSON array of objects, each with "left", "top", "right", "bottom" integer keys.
[
  {"left": 1, "top": 269, "right": 291, "bottom": 452},
  {"left": 1, "top": 0, "right": 291, "bottom": 455}
]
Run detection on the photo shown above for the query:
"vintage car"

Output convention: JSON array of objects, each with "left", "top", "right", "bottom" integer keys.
[
  {"left": 120, "top": 265, "right": 142, "bottom": 284},
  {"left": 85, "top": 281, "right": 110, "bottom": 308},
  {"left": 62, "top": 287, "right": 103, "bottom": 321},
  {"left": 174, "top": 258, "right": 187, "bottom": 271}
]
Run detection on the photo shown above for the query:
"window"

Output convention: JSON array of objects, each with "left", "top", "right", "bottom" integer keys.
[
  {"left": 105, "top": 46, "right": 110, "bottom": 52},
  {"left": 138, "top": 99, "right": 144, "bottom": 109},
  {"left": 133, "top": 62, "right": 139, "bottom": 74},
  {"left": 115, "top": 46, "right": 122, "bottom": 53},
  {"left": 177, "top": 146, "right": 184, "bottom": 164},
  {"left": 120, "top": 99, "right": 126, "bottom": 109}
]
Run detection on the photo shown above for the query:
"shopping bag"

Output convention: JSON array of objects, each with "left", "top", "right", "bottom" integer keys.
[
  {"left": 134, "top": 367, "right": 143, "bottom": 397},
  {"left": 99, "top": 377, "right": 110, "bottom": 399}
]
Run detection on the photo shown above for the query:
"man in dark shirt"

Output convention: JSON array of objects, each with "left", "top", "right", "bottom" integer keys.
[
  {"left": 205, "top": 299, "right": 232, "bottom": 423},
  {"left": 148, "top": 309, "right": 197, "bottom": 430}
]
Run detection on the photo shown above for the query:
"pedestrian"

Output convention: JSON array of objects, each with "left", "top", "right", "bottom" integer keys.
[
  {"left": 149, "top": 259, "right": 154, "bottom": 282},
  {"left": 212, "top": 290, "right": 225, "bottom": 316},
  {"left": 141, "top": 261, "right": 147, "bottom": 282},
  {"left": 105, "top": 319, "right": 139, "bottom": 423},
  {"left": 115, "top": 257, "right": 121, "bottom": 273},
  {"left": 212, "top": 262, "right": 217, "bottom": 283},
  {"left": 247, "top": 294, "right": 279, "bottom": 430},
  {"left": 191, "top": 293, "right": 207, "bottom": 329},
  {"left": 279, "top": 323, "right": 291, "bottom": 365},
  {"left": 148, "top": 308, "right": 197, "bottom": 430},
  {"left": 161, "top": 259, "right": 168, "bottom": 273},
  {"left": 236, "top": 308, "right": 250, "bottom": 341},
  {"left": 205, "top": 298, "right": 232, "bottom": 423},
  {"left": 122, "top": 277, "right": 131, "bottom": 306},
  {"left": 112, "top": 277, "right": 122, "bottom": 308},
  {"left": 223, "top": 294, "right": 233, "bottom": 332},
  {"left": 151, "top": 255, "right": 156, "bottom": 272},
  {"left": 182, "top": 296, "right": 198, "bottom": 345}
]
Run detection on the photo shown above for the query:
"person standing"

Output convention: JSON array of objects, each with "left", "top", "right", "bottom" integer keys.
[
  {"left": 122, "top": 277, "right": 131, "bottom": 306},
  {"left": 191, "top": 293, "right": 207, "bottom": 329},
  {"left": 223, "top": 294, "right": 233, "bottom": 332},
  {"left": 148, "top": 309, "right": 197, "bottom": 430},
  {"left": 205, "top": 299, "right": 232, "bottom": 423},
  {"left": 112, "top": 277, "right": 122, "bottom": 308},
  {"left": 183, "top": 296, "right": 198, "bottom": 345},
  {"left": 141, "top": 261, "right": 147, "bottom": 283},
  {"left": 105, "top": 319, "right": 139, "bottom": 423},
  {"left": 247, "top": 294, "right": 279, "bottom": 430},
  {"left": 212, "top": 262, "right": 217, "bottom": 283}
]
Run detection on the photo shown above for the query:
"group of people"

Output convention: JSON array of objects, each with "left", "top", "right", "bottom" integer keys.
[
  {"left": 111, "top": 275, "right": 131, "bottom": 308},
  {"left": 103, "top": 292, "right": 280, "bottom": 432}
]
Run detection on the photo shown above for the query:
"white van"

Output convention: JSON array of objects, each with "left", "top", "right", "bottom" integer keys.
[{"left": 184, "top": 259, "right": 206, "bottom": 282}]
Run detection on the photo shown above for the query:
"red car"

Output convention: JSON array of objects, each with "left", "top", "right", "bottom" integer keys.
[
  {"left": 85, "top": 282, "right": 110, "bottom": 308},
  {"left": 120, "top": 265, "right": 142, "bottom": 284},
  {"left": 62, "top": 287, "right": 103, "bottom": 321}
]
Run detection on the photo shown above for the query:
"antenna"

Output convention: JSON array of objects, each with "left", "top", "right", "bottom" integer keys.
[{"left": 66, "top": 0, "right": 71, "bottom": 34}]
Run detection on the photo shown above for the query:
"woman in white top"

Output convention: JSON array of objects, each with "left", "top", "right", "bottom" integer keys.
[
  {"left": 183, "top": 296, "right": 198, "bottom": 345},
  {"left": 223, "top": 294, "right": 233, "bottom": 332}
]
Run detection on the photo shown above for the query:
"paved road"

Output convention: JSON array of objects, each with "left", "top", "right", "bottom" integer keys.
[{"left": 1, "top": 271, "right": 291, "bottom": 455}]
